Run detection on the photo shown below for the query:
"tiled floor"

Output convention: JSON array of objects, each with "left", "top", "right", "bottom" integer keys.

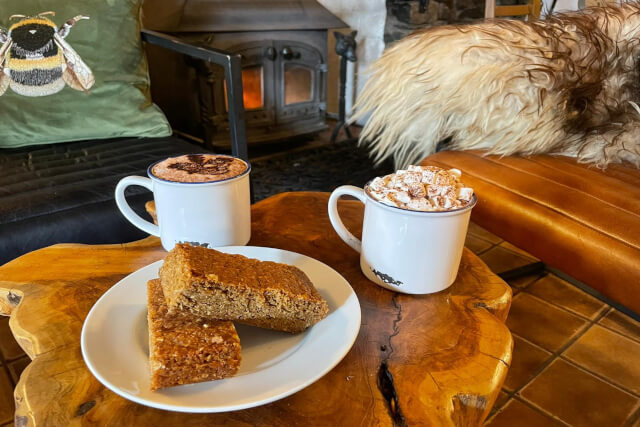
[
  {"left": 0, "top": 223, "right": 639, "bottom": 426},
  {"left": 468, "top": 223, "right": 640, "bottom": 427}
]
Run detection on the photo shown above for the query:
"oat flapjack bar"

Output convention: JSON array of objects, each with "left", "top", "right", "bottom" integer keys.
[
  {"left": 147, "top": 279, "right": 241, "bottom": 391},
  {"left": 159, "top": 244, "right": 329, "bottom": 333}
]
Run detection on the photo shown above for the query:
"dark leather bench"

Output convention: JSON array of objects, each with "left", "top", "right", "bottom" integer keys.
[
  {"left": 422, "top": 150, "right": 640, "bottom": 314},
  {"left": 0, "top": 136, "right": 202, "bottom": 265}
]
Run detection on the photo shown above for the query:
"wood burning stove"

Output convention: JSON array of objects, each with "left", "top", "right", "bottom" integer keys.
[{"left": 143, "top": 0, "right": 346, "bottom": 149}]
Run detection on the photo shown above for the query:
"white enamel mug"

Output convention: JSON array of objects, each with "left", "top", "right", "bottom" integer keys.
[
  {"left": 115, "top": 155, "right": 251, "bottom": 251},
  {"left": 328, "top": 185, "right": 477, "bottom": 294}
]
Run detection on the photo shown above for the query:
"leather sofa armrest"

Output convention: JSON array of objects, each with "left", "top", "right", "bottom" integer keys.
[{"left": 141, "top": 29, "right": 248, "bottom": 161}]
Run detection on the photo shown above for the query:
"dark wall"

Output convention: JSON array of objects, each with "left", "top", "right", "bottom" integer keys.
[{"left": 384, "top": 0, "right": 486, "bottom": 44}]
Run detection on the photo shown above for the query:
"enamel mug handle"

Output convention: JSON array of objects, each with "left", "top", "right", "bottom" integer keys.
[
  {"left": 115, "top": 176, "right": 160, "bottom": 236},
  {"left": 328, "top": 185, "right": 367, "bottom": 253}
]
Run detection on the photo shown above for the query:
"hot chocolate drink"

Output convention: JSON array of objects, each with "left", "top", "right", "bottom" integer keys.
[
  {"left": 366, "top": 165, "right": 474, "bottom": 212},
  {"left": 151, "top": 154, "right": 248, "bottom": 183}
]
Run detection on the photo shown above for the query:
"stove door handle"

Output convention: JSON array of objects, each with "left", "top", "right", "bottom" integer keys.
[
  {"left": 264, "top": 47, "right": 277, "bottom": 61},
  {"left": 281, "top": 47, "right": 300, "bottom": 60}
]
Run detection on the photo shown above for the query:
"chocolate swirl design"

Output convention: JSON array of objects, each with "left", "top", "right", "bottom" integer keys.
[{"left": 168, "top": 154, "right": 236, "bottom": 176}]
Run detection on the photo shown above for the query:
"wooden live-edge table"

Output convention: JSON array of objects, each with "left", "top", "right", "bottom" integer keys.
[{"left": 0, "top": 192, "right": 512, "bottom": 426}]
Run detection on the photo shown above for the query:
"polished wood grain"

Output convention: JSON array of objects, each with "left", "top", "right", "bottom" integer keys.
[{"left": 0, "top": 192, "right": 512, "bottom": 426}]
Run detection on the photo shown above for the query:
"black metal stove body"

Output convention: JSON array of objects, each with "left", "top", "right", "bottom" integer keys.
[
  {"left": 144, "top": 0, "right": 346, "bottom": 149},
  {"left": 190, "top": 30, "right": 330, "bottom": 147}
]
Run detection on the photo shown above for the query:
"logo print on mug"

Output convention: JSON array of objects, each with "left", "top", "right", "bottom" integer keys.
[
  {"left": 180, "top": 241, "right": 210, "bottom": 248},
  {"left": 115, "top": 154, "right": 251, "bottom": 251},
  {"left": 371, "top": 269, "right": 403, "bottom": 287}
]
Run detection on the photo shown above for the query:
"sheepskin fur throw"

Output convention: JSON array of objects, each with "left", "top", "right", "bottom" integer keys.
[{"left": 354, "top": 2, "right": 640, "bottom": 168}]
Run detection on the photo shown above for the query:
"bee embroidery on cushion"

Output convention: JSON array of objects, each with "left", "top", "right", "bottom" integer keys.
[{"left": 0, "top": 11, "right": 94, "bottom": 97}]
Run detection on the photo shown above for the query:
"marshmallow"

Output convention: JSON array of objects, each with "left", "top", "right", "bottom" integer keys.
[{"left": 366, "top": 165, "right": 474, "bottom": 212}]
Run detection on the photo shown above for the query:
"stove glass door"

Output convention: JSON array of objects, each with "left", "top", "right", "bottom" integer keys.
[
  {"left": 284, "top": 64, "right": 312, "bottom": 105},
  {"left": 275, "top": 41, "right": 323, "bottom": 125}
]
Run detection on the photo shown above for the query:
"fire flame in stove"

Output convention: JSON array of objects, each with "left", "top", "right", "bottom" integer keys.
[
  {"left": 224, "top": 64, "right": 313, "bottom": 111},
  {"left": 241, "top": 67, "right": 263, "bottom": 110},
  {"left": 224, "top": 66, "right": 263, "bottom": 111}
]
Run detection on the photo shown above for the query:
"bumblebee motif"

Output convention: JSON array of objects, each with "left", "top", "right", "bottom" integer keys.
[{"left": 0, "top": 11, "right": 94, "bottom": 97}]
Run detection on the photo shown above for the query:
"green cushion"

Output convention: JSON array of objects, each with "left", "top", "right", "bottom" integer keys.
[{"left": 0, "top": 1, "right": 171, "bottom": 147}]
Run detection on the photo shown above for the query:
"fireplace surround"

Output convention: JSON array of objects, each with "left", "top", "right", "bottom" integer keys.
[{"left": 144, "top": 0, "right": 346, "bottom": 149}]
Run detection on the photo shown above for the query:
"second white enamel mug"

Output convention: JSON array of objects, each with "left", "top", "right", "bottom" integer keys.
[{"left": 328, "top": 185, "right": 477, "bottom": 294}]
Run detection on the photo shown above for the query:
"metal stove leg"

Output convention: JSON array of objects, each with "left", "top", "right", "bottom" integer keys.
[
  {"left": 223, "top": 54, "right": 248, "bottom": 161},
  {"left": 330, "top": 55, "right": 352, "bottom": 143}
]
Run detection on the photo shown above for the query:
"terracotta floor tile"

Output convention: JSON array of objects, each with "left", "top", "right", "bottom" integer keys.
[
  {"left": 508, "top": 273, "right": 544, "bottom": 291},
  {"left": 503, "top": 335, "right": 553, "bottom": 392},
  {"left": 0, "top": 318, "right": 25, "bottom": 361},
  {"left": 564, "top": 325, "right": 640, "bottom": 395},
  {"left": 468, "top": 222, "right": 503, "bottom": 244},
  {"left": 480, "top": 246, "right": 539, "bottom": 275},
  {"left": 485, "top": 398, "right": 563, "bottom": 426},
  {"left": 499, "top": 242, "right": 539, "bottom": 261},
  {"left": 520, "top": 359, "right": 639, "bottom": 427},
  {"left": 506, "top": 293, "right": 588, "bottom": 352},
  {"left": 599, "top": 309, "right": 640, "bottom": 343},
  {"left": 7, "top": 358, "right": 29, "bottom": 386},
  {"left": 0, "top": 369, "right": 14, "bottom": 425},
  {"left": 525, "top": 275, "right": 607, "bottom": 320},
  {"left": 465, "top": 233, "right": 494, "bottom": 254},
  {"left": 494, "top": 390, "right": 510, "bottom": 410}
]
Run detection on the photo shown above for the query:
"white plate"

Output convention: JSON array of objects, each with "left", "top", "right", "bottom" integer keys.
[{"left": 81, "top": 246, "right": 361, "bottom": 413}]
